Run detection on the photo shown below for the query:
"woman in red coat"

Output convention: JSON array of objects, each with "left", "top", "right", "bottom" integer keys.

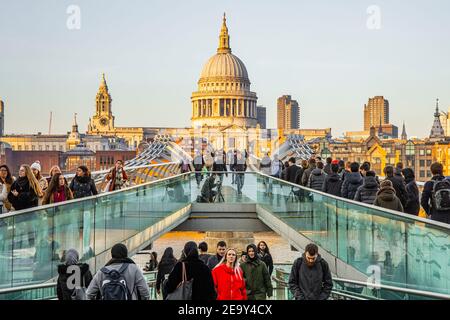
[{"left": 212, "top": 248, "right": 247, "bottom": 300}]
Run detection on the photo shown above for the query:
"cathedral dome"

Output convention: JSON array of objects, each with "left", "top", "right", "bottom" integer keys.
[{"left": 200, "top": 53, "right": 249, "bottom": 82}]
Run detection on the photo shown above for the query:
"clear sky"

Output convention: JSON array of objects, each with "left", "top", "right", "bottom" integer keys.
[{"left": 1, "top": 0, "right": 449, "bottom": 138}]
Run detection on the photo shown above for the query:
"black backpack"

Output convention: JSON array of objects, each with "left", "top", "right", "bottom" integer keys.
[
  {"left": 432, "top": 179, "right": 450, "bottom": 211},
  {"left": 100, "top": 264, "right": 132, "bottom": 300}
]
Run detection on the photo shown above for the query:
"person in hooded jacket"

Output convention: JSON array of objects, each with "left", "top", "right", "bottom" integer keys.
[
  {"left": 156, "top": 247, "right": 178, "bottom": 299},
  {"left": 341, "top": 162, "right": 363, "bottom": 200},
  {"left": 57, "top": 248, "right": 92, "bottom": 300},
  {"left": 240, "top": 244, "right": 273, "bottom": 300},
  {"left": 322, "top": 161, "right": 343, "bottom": 197},
  {"left": 166, "top": 241, "right": 216, "bottom": 300},
  {"left": 384, "top": 165, "right": 408, "bottom": 209},
  {"left": 307, "top": 161, "right": 327, "bottom": 191},
  {"left": 86, "top": 243, "right": 150, "bottom": 300},
  {"left": 288, "top": 243, "right": 333, "bottom": 300},
  {"left": 374, "top": 180, "right": 404, "bottom": 212},
  {"left": 69, "top": 166, "right": 98, "bottom": 199},
  {"left": 402, "top": 168, "right": 420, "bottom": 215},
  {"left": 8, "top": 165, "right": 42, "bottom": 210},
  {"left": 257, "top": 241, "right": 274, "bottom": 276},
  {"left": 212, "top": 248, "right": 247, "bottom": 300},
  {"left": 354, "top": 170, "right": 379, "bottom": 205}
]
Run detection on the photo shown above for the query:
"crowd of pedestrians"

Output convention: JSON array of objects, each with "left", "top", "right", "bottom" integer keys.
[
  {"left": 0, "top": 159, "right": 128, "bottom": 213},
  {"left": 276, "top": 155, "right": 450, "bottom": 224},
  {"left": 54, "top": 237, "right": 333, "bottom": 301}
]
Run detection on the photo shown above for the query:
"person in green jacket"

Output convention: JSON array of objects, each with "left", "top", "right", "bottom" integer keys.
[{"left": 240, "top": 244, "right": 273, "bottom": 300}]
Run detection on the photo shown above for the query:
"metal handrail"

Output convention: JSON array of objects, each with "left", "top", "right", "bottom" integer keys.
[
  {"left": 63, "top": 161, "right": 179, "bottom": 179},
  {"left": 0, "top": 162, "right": 182, "bottom": 219},
  {"left": 0, "top": 282, "right": 57, "bottom": 294},
  {"left": 0, "top": 271, "right": 159, "bottom": 296},
  {"left": 332, "top": 277, "right": 450, "bottom": 300},
  {"left": 256, "top": 171, "right": 450, "bottom": 230},
  {"left": 273, "top": 267, "right": 450, "bottom": 300}
]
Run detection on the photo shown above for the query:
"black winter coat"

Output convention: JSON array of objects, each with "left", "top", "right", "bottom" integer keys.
[
  {"left": 285, "top": 165, "right": 300, "bottom": 184},
  {"left": 341, "top": 172, "right": 363, "bottom": 200},
  {"left": 57, "top": 263, "right": 93, "bottom": 300},
  {"left": 322, "top": 173, "right": 343, "bottom": 197},
  {"left": 288, "top": 254, "right": 333, "bottom": 300},
  {"left": 421, "top": 175, "right": 450, "bottom": 224},
  {"left": 69, "top": 176, "right": 98, "bottom": 199},
  {"left": 156, "top": 259, "right": 177, "bottom": 293},
  {"left": 301, "top": 165, "right": 316, "bottom": 186},
  {"left": 8, "top": 177, "right": 38, "bottom": 210},
  {"left": 257, "top": 252, "right": 274, "bottom": 276},
  {"left": 166, "top": 257, "right": 217, "bottom": 300},
  {"left": 307, "top": 169, "right": 326, "bottom": 191},
  {"left": 404, "top": 178, "right": 420, "bottom": 215},
  {"left": 386, "top": 176, "right": 408, "bottom": 208},
  {"left": 354, "top": 176, "right": 379, "bottom": 205}
]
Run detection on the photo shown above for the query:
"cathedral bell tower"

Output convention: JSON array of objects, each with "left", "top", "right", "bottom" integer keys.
[{"left": 88, "top": 73, "right": 115, "bottom": 134}]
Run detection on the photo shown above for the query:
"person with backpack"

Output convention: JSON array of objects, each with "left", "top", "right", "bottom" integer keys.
[
  {"left": 166, "top": 241, "right": 216, "bottom": 300},
  {"left": 240, "top": 244, "right": 273, "bottom": 300},
  {"left": 354, "top": 170, "right": 379, "bottom": 205},
  {"left": 322, "top": 160, "right": 343, "bottom": 197},
  {"left": 341, "top": 162, "right": 363, "bottom": 200},
  {"left": 86, "top": 243, "right": 150, "bottom": 300},
  {"left": 156, "top": 247, "right": 178, "bottom": 299},
  {"left": 374, "top": 180, "right": 404, "bottom": 212},
  {"left": 288, "top": 243, "right": 333, "bottom": 300},
  {"left": 57, "top": 249, "right": 92, "bottom": 300},
  {"left": 421, "top": 162, "right": 450, "bottom": 224},
  {"left": 402, "top": 168, "right": 420, "bottom": 216}
]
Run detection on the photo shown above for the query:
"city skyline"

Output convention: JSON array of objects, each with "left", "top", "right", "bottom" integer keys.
[{"left": 1, "top": 0, "right": 450, "bottom": 137}]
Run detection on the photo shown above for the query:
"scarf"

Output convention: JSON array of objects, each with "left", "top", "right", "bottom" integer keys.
[{"left": 53, "top": 186, "right": 67, "bottom": 203}]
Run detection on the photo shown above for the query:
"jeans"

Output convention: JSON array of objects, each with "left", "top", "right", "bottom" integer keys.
[
  {"left": 236, "top": 174, "right": 245, "bottom": 194},
  {"left": 195, "top": 172, "right": 202, "bottom": 186}
]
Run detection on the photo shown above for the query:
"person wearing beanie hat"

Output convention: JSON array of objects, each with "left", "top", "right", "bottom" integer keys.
[
  {"left": 374, "top": 180, "right": 404, "bottom": 212},
  {"left": 166, "top": 241, "right": 216, "bottom": 300},
  {"left": 240, "top": 244, "right": 273, "bottom": 300},
  {"left": 56, "top": 248, "right": 93, "bottom": 300},
  {"left": 86, "top": 243, "right": 150, "bottom": 300},
  {"left": 30, "top": 160, "right": 48, "bottom": 203}
]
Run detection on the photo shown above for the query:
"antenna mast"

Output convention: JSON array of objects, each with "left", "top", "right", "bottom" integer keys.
[{"left": 49, "top": 111, "right": 52, "bottom": 135}]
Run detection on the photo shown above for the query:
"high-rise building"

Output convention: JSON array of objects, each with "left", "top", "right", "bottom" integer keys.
[
  {"left": 0, "top": 99, "right": 4, "bottom": 136},
  {"left": 364, "top": 96, "right": 389, "bottom": 130},
  {"left": 256, "top": 106, "right": 266, "bottom": 129},
  {"left": 277, "top": 95, "right": 299, "bottom": 130}
]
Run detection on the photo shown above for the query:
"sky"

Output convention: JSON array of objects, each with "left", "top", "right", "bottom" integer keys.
[{"left": 0, "top": 0, "right": 449, "bottom": 138}]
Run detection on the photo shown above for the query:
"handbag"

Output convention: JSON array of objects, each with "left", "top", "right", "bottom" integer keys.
[{"left": 165, "top": 262, "right": 193, "bottom": 300}]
